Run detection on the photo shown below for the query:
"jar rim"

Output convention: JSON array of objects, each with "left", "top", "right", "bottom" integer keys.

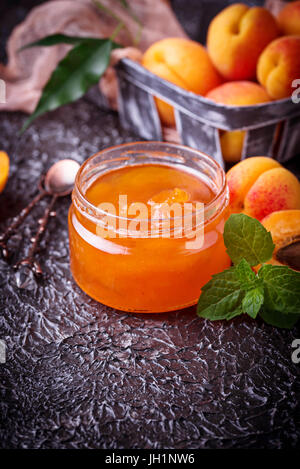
[{"left": 73, "top": 141, "right": 228, "bottom": 224}]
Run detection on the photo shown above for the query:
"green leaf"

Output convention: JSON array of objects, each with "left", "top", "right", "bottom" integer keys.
[
  {"left": 223, "top": 214, "right": 275, "bottom": 266},
  {"left": 21, "top": 38, "right": 119, "bottom": 133},
  {"left": 260, "top": 308, "right": 300, "bottom": 329},
  {"left": 197, "top": 268, "right": 245, "bottom": 321},
  {"left": 196, "top": 213, "right": 299, "bottom": 329},
  {"left": 242, "top": 287, "right": 264, "bottom": 319},
  {"left": 259, "top": 264, "right": 300, "bottom": 314},
  {"left": 19, "top": 34, "right": 87, "bottom": 51},
  {"left": 234, "top": 258, "right": 257, "bottom": 289}
]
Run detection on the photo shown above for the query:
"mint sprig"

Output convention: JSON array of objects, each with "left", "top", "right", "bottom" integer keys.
[
  {"left": 242, "top": 287, "right": 264, "bottom": 319},
  {"left": 197, "top": 214, "right": 300, "bottom": 329},
  {"left": 259, "top": 264, "right": 300, "bottom": 314},
  {"left": 223, "top": 213, "right": 275, "bottom": 266},
  {"left": 195, "top": 268, "right": 244, "bottom": 321}
]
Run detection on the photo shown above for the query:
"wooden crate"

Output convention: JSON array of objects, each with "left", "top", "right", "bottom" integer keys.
[{"left": 116, "top": 58, "right": 300, "bottom": 168}]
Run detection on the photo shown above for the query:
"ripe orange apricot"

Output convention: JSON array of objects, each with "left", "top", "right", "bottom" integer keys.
[
  {"left": 142, "top": 38, "right": 222, "bottom": 126},
  {"left": 206, "top": 81, "right": 271, "bottom": 163},
  {"left": 257, "top": 36, "right": 300, "bottom": 100},
  {"left": 278, "top": 1, "right": 300, "bottom": 36},
  {"left": 207, "top": 3, "right": 279, "bottom": 80},
  {"left": 244, "top": 167, "right": 300, "bottom": 220},
  {"left": 226, "top": 156, "right": 281, "bottom": 212},
  {"left": 227, "top": 157, "right": 300, "bottom": 220},
  {"left": 0, "top": 151, "right": 9, "bottom": 193},
  {"left": 261, "top": 210, "right": 300, "bottom": 271}
]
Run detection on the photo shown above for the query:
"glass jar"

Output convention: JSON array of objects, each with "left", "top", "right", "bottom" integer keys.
[{"left": 68, "top": 142, "right": 230, "bottom": 312}]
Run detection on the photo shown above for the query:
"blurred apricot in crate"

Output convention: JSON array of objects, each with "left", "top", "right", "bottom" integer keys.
[
  {"left": 257, "top": 35, "right": 300, "bottom": 100},
  {"left": 207, "top": 3, "right": 279, "bottom": 80},
  {"left": 206, "top": 81, "right": 271, "bottom": 163},
  {"left": 142, "top": 38, "right": 222, "bottom": 126},
  {"left": 278, "top": 1, "right": 300, "bottom": 36}
]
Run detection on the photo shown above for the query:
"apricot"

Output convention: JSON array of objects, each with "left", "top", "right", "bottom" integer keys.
[
  {"left": 244, "top": 167, "right": 300, "bottom": 220},
  {"left": 142, "top": 38, "right": 222, "bottom": 126},
  {"left": 226, "top": 156, "right": 300, "bottom": 220},
  {"left": 148, "top": 187, "right": 191, "bottom": 220},
  {"left": 226, "top": 156, "right": 280, "bottom": 212},
  {"left": 148, "top": 188, "right": 190, "bottom": 205},
  {"left": 278, "top": 1, "right": 300, "bottom": 36},
  {"left": 206, "top": 81, "right": 271, "bottom": 163},
  {"left": 257, "top": 36, "right": 300, "bottom": 99},
  {"left": 261, "top": 210, "right": 300, "bottom": 271},
  {"left": 0, "top": 151, "right": 9, "bottom": 193},
  {"left": 207, "top": 3, "right": 279, "bottom": 80}
]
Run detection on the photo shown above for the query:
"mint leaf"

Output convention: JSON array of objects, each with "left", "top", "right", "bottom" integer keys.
[
  {"left": 197, "top": 268, "right": 244, "bottom": 321},
  {"left": 259, "top": 264, "right": 300, "bottom": 314},
  {"left": 223, "top": 214, "right": 275, "bottom": 266},
  {"left": 234, "top": 258, "right": 261, "bottom": 290},
  {"left": 234, "top": 259, "right": 264, "bottom": 317},
  {"left": 260, "top": 308, "right": 300, "bottom": 329},
  {"left": 242, "top": 287, "right": 264, "bottom": 318},
  {"left": 197, "top": 214, "right": 299, "bottom": 329}
]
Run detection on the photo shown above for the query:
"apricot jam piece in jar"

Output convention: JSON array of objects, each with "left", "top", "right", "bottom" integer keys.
[{"left": 68, "top": 142, "right": 230, "bottom": 313}]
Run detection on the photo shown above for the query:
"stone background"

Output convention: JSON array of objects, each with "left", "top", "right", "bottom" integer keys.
[{"left": 0, "top": 0, "right": 299, "bottom": 449}]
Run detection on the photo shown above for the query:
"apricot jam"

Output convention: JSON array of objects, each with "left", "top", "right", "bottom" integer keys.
[{"left": 68, "top": 142, "right": 230, "bottom": 312}]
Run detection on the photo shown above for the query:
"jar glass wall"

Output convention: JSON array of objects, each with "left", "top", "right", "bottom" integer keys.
[{"left": 68, "top": 142, "right": 230, "bottom": 312}]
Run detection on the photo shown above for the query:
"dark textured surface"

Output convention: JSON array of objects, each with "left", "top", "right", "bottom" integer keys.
[{"left": 0, "top": 0, "right": 300, "bottom": 450}]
